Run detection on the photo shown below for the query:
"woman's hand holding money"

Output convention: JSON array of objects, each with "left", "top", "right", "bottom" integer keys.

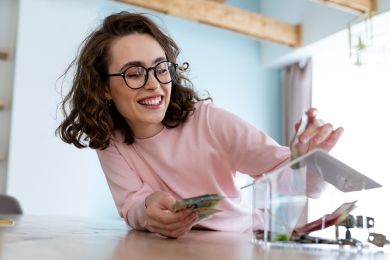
[{"left": 144, "top": 191, "right": 197, "bottom": 238}]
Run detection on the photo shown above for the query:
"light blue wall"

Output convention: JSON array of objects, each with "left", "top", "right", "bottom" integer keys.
[{"left": 7, "top": 0, "right": 282, "bottom": 218}]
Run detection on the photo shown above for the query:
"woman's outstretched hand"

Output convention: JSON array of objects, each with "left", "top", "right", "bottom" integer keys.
[
  {"left": 292, "top": 108, "right": 344, "bottom": 157},
  {"left": 144, "top": 191, "right": 197, "bottom": 238}
]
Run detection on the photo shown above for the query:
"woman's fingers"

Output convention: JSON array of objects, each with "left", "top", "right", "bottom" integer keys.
[
  {"left": 306, "top": 107, "right": 318, "bottom": 120},
  {"left": 146, "top": 191, "right": 176, "bottom": 210},
  {"left": 318, "top": 127, "right": 344, "bottom": 152},
  {"left": 147, "top": 197, "right": 193, "bottom": 223},
  {"left": 146, "top": 210, "right": 197, "bottom": 238},
  {"left": 145, "top": 191, "right": 198, "bottom": 238},
  {"left": 298, "top": 119, "right": 327, "bottom": 144},
  {"left": 147, "top": 209, "right": 195, "bottom": 230},
  {"left": 151, "top": 222, "right": 194, "bottom": 238},
  {"left": 294, "top": 107, "right": 344, "bottom": 155},
  {"left": 311, "top": 123, "right": 333, "bottom": 145},
  {"left": 296, "top": 125, "right": 344, "bottom": 154}
]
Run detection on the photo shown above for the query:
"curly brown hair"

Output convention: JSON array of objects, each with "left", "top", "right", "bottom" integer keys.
[{"left": 56, "top": 12, "right": 210, "bottom": 150}]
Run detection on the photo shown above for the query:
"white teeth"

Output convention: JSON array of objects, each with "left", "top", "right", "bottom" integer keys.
[{"left": 139, "top": 96, "right": 162, "bottom": 106}]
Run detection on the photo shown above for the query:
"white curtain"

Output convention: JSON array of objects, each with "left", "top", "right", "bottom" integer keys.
[
  {"left": 282, "top": 58, "right": 313, "bottom": 225},
  {"left": 283, "top": 58, "right": 313, "bottom": 146}
]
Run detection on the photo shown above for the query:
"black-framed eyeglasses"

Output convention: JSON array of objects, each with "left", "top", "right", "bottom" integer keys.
[{"left": 107, "top": 60, "right": 178, "bottom": 90}]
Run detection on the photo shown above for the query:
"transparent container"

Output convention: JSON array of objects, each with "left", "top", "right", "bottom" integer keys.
[{"left": 251, "top": 148, "right": 382, "bottom": 250}]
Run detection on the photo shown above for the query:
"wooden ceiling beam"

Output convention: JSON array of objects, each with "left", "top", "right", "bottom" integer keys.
[
  {"left": 208, "top": 0, "right": 225, "bottom": 3},
  {"left": 117, "top": 0, "right": 301, "bottom": 47},
  {"left": 316, "top": 0, "right": 377, "bottom": 14}
]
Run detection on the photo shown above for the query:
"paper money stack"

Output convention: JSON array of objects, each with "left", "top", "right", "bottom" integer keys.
[
  {"left": 172, "top": 194, "right": 224, "bottom": 222},
  {"left": 289, "top": 113, "right": 308, "bottom": 169}
]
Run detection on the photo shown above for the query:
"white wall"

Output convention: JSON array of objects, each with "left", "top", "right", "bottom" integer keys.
[{"left": 7, "top": 0, "right": 282, "bottom": 218}]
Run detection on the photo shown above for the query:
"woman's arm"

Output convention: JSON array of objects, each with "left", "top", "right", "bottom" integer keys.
[{"left": 97, "top": 142, "right": 196, "bottom": 238}]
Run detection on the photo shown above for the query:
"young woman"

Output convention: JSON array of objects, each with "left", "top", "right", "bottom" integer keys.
[{"left": 57, "top": 11, "right": 343, "bottom": 238}]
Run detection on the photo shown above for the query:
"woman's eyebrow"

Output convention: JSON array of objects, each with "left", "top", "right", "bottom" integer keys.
[
  {"left": 119, "top": 57, "right": 167, "bottom": 71},
  {"left": 119, "top": 61, "right": 143, "bottom": 72},
  {"left": 153, "top": 57, "right": 167, "bottom": 64}
]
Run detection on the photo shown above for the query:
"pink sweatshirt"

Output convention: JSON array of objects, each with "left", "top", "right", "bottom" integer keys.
[{"left": 97, "top": 101, "right": 290, "bottom": 232}]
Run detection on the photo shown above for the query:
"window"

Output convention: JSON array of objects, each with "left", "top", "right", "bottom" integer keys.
[{"left": 312, "top": 40, "right": 390, "bottom": 234}]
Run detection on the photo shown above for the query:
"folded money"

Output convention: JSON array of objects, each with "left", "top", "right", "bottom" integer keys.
[
  {"left": 172, "top": 194, "right": 224, "bottom": 212},
  {"left": 290, "top": 113, "right": 308, "bottom": 167},
  {"left": 192, "top": 208, "right": 222, "bottom": 222},
  {"left": 172, "top": 194, "right": 224, "bottom": 222},
  {"left": 294, "top": 200, "right": 357, "bottom": 234}
]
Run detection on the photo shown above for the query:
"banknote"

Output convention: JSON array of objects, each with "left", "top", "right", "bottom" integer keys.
[
  {"left": 290, "top": 113, "right": 309, "bottom": 169},
  {"left": 294, "top": 200, "right": 357, "bottom": 234},
  {"left": 192, "top": 208, "right": 222, "bottom": 222},
  {"left": 290, "top": 113, "right": 308, "bottom": 161},
  {"left": 172, "top": 194, "right": 224, "bottom": 221},
  {"left": 172, "top": 194, "right": 224, "bottom": 212}
]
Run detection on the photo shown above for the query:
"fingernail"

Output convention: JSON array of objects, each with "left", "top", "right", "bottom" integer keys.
[{"left": 300, "top": 136, "right": 308, "bottom": 144}]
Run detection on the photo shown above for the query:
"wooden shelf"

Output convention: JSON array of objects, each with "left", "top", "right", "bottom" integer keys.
[{"left": 0, "top": 48, "right": 9, "bottom": 60}]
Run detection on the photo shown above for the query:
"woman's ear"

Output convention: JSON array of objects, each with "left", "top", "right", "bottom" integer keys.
[{"left": 104, "top": 85, "right": 112, "bottom": 100}]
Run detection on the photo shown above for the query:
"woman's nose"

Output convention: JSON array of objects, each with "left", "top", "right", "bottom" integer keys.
[{"left": 143, "top": 69, "right": 160, "bottom": 90}]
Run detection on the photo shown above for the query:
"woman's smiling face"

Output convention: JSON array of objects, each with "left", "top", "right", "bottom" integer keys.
[{"left": 106, "top": 33, "right": 172, "bottom": 138}]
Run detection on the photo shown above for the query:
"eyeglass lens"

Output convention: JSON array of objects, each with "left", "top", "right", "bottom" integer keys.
[{"left": 124, "top": 61, "right": 175, "bottom": 89}]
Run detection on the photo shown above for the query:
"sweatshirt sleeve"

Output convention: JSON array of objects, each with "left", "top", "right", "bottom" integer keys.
[
  {"left": 96, "top": 142, "right": 152, "bottom": 230},
  {"left": 203, "top": 102, "right": 290, "bottom": 178}
]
